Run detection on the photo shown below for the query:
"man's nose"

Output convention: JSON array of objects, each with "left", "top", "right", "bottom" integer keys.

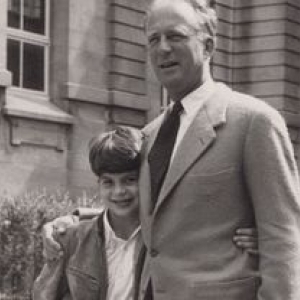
[{"left": 158, "top": 35, "right": 171, "bottom": 52}]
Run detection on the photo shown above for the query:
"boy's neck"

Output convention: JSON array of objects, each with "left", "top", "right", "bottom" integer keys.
[{"left": 107, "top": 212, "right": 140, "bottom": 240}]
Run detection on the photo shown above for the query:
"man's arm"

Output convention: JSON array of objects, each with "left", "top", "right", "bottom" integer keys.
[
  {"left": 42, "top": 208, "right": 102, "bottom": 260},
  {"left": 244, "top": 108, "right": 300, "bottom": 300},
  {"left": 42, "top": 214, "right": 79, "bottom": 261}
]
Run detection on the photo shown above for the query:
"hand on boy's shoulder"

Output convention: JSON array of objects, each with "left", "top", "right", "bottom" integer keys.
[
  {"left": 42, "top": 215, "right": 79, "bottom": 262},
  {"left": 42, "top": 208, "right": 103, "bottom": 262}
]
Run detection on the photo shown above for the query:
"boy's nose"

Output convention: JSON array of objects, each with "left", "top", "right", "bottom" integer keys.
[{"left": 113, "top": 183, "right": 126, "bottom": 195}]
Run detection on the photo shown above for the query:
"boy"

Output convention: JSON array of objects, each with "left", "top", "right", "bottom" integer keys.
[{"left": 33, "top": 126, "right": 145, "bottom": 300}]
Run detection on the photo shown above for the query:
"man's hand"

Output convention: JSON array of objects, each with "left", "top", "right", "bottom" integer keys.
[
  {"left": 233, "top": 228, "right": 258, "bottom": 255},
  {"left": 42, "top": 215, "right": 79, "bottom": 261}
]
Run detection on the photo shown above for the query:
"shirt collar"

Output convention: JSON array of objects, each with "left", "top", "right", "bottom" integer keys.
[
  {"left": 179, "top": 79, "right": 215, "bottom": 117},
  {"left": 103, "top": 209, "right": 141, "bottom": 246}
]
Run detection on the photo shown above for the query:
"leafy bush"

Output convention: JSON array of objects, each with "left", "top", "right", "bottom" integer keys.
[{"left": 0, "top": 189, "right": 101, "bottom": 298}]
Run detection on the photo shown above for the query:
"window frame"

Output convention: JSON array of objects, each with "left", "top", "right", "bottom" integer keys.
[{"left": 6, "top": 0, "right": 50, "bottom": 97}]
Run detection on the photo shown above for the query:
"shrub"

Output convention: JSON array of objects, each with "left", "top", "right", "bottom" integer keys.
[{"left": 0, "top": 189, "right": 101, "bottom": 299}]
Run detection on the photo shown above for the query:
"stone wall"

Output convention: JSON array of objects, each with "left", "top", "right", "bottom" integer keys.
[{"left": 0, "top": 0, "right": 299, "bottom": 195}]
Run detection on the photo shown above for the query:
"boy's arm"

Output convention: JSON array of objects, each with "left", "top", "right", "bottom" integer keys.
[
  {"left": 233, "top": 228, "right": 258, "bottom": 255},
  {"left": 32, "top": 258, "right": 68, "bottom": 300}
]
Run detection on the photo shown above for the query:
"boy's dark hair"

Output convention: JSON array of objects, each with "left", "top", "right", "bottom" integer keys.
[{"left": 89, "top": 126, "right": 143, "bottom": 177}]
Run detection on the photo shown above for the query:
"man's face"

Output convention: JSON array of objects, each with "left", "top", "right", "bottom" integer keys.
[
  {"left": 99, "top": 171, "right": 139, "bottom": 221},
  {"left": 146, "top": 0, "right": 210, "bottom": 100}
]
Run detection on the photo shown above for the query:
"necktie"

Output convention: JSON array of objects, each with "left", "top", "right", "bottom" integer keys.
[{"left": 148, "top": 101, "right": 183, "bottom": 206}]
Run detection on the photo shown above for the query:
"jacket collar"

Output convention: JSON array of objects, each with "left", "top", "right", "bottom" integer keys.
[{"left": 152, "top": 82, "right": 230, "bottom": 215}]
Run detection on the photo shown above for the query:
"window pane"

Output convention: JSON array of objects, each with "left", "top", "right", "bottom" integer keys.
[
  {"left": 7, "top": 39, "right": 21, "bottom": 87},
  {"left": 8, "top": 0, "right": 21, "bottom": 29},
  {"left": 24, "top": 0, "right": 45, "bottom": 35},
  {"left": 23, "top": 43, "right": 44, "bottom": 91}
]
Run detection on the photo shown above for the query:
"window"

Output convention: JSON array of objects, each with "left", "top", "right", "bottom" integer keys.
[{"left": 7, "top": 0, "right": 49, "bottom": 93}]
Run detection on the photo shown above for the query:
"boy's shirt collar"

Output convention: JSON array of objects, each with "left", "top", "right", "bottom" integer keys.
[{"left": 103, "top": 209, "right": 140, "bottom": 249}]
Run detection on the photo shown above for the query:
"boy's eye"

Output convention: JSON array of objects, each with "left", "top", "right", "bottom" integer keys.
[
  {"left": 125, "top": 176, "right": 138, "bottom": 184},
  {"left": 100, "top": 178, "right": 113, "bottom": 187}
]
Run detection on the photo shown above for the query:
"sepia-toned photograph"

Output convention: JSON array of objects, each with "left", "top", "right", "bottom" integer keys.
[{"left": 0, "top": 0, "right": 300, "bottom": 299}]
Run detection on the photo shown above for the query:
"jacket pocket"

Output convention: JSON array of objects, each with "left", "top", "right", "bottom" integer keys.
[
  {"left": 192, "top": 276, "right": 259, "bottom": 300},
  {"left": 67, "top": 266, "right": 100, "bottom": 300},
  {"left": 179, "top": 168, "right": 239, "bottom": 204}
]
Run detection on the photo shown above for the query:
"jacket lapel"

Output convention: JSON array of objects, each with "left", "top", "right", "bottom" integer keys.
[{"left": 152, "top": 86, "right": 229, "bottom": 215}]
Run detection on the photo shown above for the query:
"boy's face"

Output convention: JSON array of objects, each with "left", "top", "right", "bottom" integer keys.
[{"left": 98, "top": 170, "right": 139, "bottom": 221}]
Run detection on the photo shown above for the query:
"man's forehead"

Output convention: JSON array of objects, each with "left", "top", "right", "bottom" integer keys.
[
  {"left": 148, "top": 0, "right": 212, "bottom": 10},
  {"left": 147, "top": 23, "right": 196, "bottom": 37},
  {"left": 146, "top": 1, "right": 200, "bottom": 33}
]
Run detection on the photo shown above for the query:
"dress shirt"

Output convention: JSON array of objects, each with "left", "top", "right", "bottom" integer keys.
[
  {"left": 104, "top": 211, "right": 141, "bottom": 300},
  {"left": 171, "top": 79, "right": 215, "bottom": 162}
]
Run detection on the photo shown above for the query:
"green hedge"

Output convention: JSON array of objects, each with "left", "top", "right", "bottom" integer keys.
[{"left": 0, "top": 189, "right": 100, "bottom": 299}]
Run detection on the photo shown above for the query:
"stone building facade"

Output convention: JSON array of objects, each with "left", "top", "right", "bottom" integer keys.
[{"left": 0, "top": 0, "right": 299, "bottom": 196}]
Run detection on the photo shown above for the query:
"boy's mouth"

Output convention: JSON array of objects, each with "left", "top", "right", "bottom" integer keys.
[{"left": 111, "top": 199, "right": 133, "bottom": 206}]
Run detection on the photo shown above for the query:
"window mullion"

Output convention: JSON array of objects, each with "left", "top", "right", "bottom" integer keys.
[{"left": 20, "top": 41, "right": 24, "bottom": 88}]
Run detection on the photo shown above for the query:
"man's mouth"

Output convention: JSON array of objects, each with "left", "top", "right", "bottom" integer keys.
[{"left": 159, "top": 61, "right": 178, "bottom": 69}]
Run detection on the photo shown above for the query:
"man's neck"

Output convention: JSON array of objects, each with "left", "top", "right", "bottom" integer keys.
[{"left": 168, "top": 68, "right": 212, "bottom": 102}]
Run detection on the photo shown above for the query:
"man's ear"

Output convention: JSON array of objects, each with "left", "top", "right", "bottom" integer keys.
[{"left": 204, "top": 37, "right": 215, "bottom": 58}]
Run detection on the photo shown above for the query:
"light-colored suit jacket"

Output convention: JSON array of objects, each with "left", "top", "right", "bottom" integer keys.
[{"left": 138, "top": 83, "right": 300, "bottom": 300}]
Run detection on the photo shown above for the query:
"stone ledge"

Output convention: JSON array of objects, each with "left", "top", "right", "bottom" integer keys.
[
  {"left": 63, "top": 82, "right": 150, "bottom": 111},
  {"left": 0, "top": 69, "right": 12, "bottom": 87},
  {"left": 3, "top": 95, "right": 74, "bottom": 124},
  {"left": 282, "top": 111, "right": 300, "bottom": 128},
  {"left": 3, "top": 95, "right": 73, "bottom": 151},
  {"left": 110, "top": 90, "right": 150, "bottom": 111}
]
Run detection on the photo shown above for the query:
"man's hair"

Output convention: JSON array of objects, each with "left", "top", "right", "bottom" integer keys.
[
  {"left": 185, "top": 0, "right": 218, "bottom": 38},
  {"left": 89, "top": 126, "right": 143, "bottom": 177},
  {"left": 146, "top": 0, "right": 218, "bottom": 39}
]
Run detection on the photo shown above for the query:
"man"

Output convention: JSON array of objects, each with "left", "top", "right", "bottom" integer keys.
[
  {"left": 137, "top": 0, "right": 300, "bottom": 299},
  {"left": 44, "top": 1, "right": 300, "bottom": 299}
]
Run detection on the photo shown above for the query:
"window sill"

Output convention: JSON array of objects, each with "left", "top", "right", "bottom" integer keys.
[
  {"left": 3, "top": 94, "right": 74, "bottom": 151},
  {"left": 0, "top": 69, "right": 12, "bottom": 87},
  {"left": 3, "top": 94, "right": 74, "bottom": 125}
]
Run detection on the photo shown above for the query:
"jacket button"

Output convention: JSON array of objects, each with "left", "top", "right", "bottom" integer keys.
[{"left": 150, "top": 248, "right": 159, "bottom": 257}]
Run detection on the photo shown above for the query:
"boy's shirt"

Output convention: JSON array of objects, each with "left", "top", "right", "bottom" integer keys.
[{"left": 104, "top": 210, "right": 141, "bottom": 300}]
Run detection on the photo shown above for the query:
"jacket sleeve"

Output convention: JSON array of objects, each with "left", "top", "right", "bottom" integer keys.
[
  {"left": 244, "top": 108, "right": 300, "bottom": 300},
  {"left": 32, "top": 258, "right": 70, "bottom": 300}
]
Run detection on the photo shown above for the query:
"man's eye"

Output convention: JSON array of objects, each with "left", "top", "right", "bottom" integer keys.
[
  {"left": 167, "top": 34, "right": 185, "bottom": 42},
  {"left": 148, "top": 36, "right": 159, "bottom": 46}
]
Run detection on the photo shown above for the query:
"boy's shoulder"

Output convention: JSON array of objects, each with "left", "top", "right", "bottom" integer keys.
[{"left": 59, "top": 214, "right": 104, "bottom": 251}]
